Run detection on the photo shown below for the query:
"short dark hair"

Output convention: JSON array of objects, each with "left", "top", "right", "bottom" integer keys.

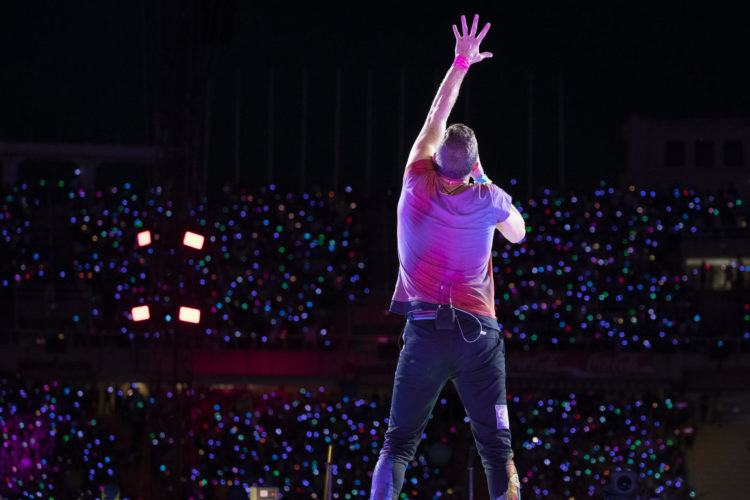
[{"left": 435, "top": 123, "right": 478, "bottom": 180}]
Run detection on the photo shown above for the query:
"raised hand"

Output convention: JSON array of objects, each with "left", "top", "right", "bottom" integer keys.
[{"left": 453, "top": 14, "right": 493, "bottom": 66}]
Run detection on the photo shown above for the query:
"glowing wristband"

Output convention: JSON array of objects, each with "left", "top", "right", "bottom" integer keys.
[
  {"left": 475, "top": 174, "right": 492, "bottom": 184},
  {"left": 453, "top": 55, "right": 470, "bottom": 71}
]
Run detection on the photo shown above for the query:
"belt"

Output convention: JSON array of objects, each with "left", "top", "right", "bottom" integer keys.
[
  {"left": 406, "top": 309, "right": 438, "bottom": 321},
  {"left": 405, "top": 307, "right": 489, "bottom": 342}
]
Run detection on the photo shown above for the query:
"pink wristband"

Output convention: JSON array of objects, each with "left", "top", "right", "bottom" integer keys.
[{"left": 453, "top": 55, "right": 470, "bottom": 71}]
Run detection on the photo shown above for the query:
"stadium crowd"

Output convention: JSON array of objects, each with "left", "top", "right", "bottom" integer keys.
[
  {"left": 1, "top": 178, "right": 748, "bottom": 352},
  {"left": 0, "top": 377, "right": 696, "bottom": 499},
  {"left": 497, "top": 182, "right": 749, "bottom": 351},
  {"left": 5, "top": 177, "right": 741, "bottom": 498},
  {"left": 1, "top": 179, "right": 368, "bottom": 349}
]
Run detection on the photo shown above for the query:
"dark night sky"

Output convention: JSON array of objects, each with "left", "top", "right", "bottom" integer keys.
[{"left": 2, "top": 1, "right": 749, "bottom": 192}]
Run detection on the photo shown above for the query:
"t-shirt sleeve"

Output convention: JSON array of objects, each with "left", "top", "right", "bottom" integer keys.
[
  {"left": 403, "top": 158, "right": 434, "bottom": 186},
  {"left": 490, "top": 185, "right": 513, "bottom": 223}
]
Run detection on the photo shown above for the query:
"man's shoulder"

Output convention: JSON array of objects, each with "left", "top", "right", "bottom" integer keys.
[
  {"left": 404, "top": 158, "right": 435, "bottom": 179},
  {"left": 484, "top": 182, "right": 511, "bottom": 202}
]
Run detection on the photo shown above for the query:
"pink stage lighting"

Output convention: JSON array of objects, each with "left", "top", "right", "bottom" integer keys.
[
  {"left": 137, "top": 230, "right": 152, "bottom": 247},
  {"left": 178, "top": 306, "right": 201, "bottom": 324},
  {"left": 131, "top": 305, "right": 150, "bottom": 321},
  {"left": 183, "top": 231, "right": 205, "bottom": 250}
]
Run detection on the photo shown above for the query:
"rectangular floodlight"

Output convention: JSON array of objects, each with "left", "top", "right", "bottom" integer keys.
[
  {"left": 178, "top": 306, "right": 201, "bottom": 324},
  {"left": 250, "top": 486, "right": 279, "bottom": 499},
  {"left": 137, "top": 230, "right": 152, "bottom": 247},
  {"left": 131, "top": 305, "right": 150, "bottom": 321},
  {"left": 183, "top": 231, "right": 205, "bottom": 250}
]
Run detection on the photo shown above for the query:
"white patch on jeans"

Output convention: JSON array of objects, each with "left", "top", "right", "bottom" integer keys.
[{"left": 495, "top": 404, "right": 509, "bottom": 430}]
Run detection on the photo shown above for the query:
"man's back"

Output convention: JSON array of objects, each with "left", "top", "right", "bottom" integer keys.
[{"left": 391, "top": 159, "right": 513, "bottom": 318}]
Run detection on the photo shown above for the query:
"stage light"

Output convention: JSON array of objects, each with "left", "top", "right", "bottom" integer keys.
[
  {"left": 179, "top": 306, "right": 201, "bottom": 324},
  {"left": 137, "top": 230, "right": 151, "bottom": 247},
  {"left": 183, "top": 231, "right": 205, "bottom": 250},
  {"left": 250, "top": 486, "right": 279, "bottom": 499},
  {"left": 131, "top": 305, "right": 150, "bottom": 321}
]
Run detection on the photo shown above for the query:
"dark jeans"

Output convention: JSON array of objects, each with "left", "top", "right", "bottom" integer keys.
[{"left": 369, "top": 311, "right": 515, "bottom": 499}]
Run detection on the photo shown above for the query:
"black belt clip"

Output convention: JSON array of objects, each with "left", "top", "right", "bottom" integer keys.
[{"left": 435, "top": 303, "right": 455, "bottom": 330}]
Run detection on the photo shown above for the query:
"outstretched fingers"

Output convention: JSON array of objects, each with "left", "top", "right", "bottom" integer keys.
[
  {"left": 456, "top": 14, "right": 490, "bottom": 43},
  {"left": 453, "top": 14, "right": 492, "bottom": 63},
  {"left": 477, "top": 21, "right": 491, "bottom": 43}
]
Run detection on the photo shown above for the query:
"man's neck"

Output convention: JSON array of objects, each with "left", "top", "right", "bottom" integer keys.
[
  {"left": 438, "top": 174, "right": 470, "bottom": 195},
  {"left": 439, "top": 173, "right": 468, "bottom": 185}
]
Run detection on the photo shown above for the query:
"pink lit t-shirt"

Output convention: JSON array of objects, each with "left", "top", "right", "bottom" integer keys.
[{"left": 390, "top": 158, "right": 513, "bottom": 319}]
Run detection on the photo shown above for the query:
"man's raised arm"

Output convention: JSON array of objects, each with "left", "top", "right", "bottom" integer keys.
[
  {"left": 497, "top": 204, "right": 526, "bottom": 243},
  {"left": 406, "top": 14, "right": 493, "bottom": 167}
]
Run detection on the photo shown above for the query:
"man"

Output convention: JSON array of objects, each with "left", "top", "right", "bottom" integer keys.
[{"left": 369, "top": 14, "right": 525, "bottom": 500}]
